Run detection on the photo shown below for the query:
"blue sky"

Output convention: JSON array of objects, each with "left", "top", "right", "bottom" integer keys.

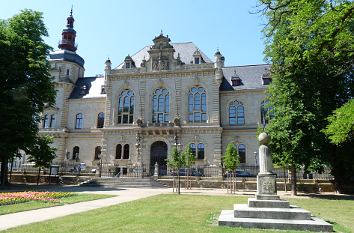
[{"left": 1, "top": 0, "right": 267, "bottom": 76}]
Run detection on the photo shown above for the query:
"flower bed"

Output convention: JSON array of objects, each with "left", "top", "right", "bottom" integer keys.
[{"left": 0, "top": 192, "right": 75, "bottom": 206}]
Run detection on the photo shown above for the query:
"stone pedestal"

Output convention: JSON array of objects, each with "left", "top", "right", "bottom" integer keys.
[{"left": 257, "top": 173, "right": 277, "bottom": 196}]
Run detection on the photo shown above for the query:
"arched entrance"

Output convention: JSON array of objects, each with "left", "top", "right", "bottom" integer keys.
[{"left": 150, "top": 141, "right": 168, "bottom": 176}]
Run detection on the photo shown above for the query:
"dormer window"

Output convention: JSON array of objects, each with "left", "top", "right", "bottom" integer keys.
[
  {"left": 193, "top": 49, "right": 203, "bottom": 65},
  {"left": 231, "top": 71, "right": 242, "bottom": 86},
  {"left": 80, "top": 85, "right": 87, "bottom": 95},
  {"left": 262, "top": 72, "right": 272, "bottom": 85},
  {"left": 124, "top": 55, "right": 135, "bottom": 69}
]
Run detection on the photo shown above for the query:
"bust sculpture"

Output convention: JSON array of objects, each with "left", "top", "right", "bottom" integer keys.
[{"left": 258, "top": 132, "right": 273, "bottom": 174}]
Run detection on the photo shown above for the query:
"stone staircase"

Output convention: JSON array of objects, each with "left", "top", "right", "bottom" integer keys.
[
  {"left": 218, "top": 195, "right": 333, "bottom": 232},
  {"left": 80, "top": 177, "right": 167, "bottom": 189}
]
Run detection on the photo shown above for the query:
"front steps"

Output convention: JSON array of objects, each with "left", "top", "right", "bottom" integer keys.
[
  {"left": 218, "top": 196, "right": 333, "bottom": 232},
  {"left": 80, "top": 177, "right": 167, "bottom": 188}
]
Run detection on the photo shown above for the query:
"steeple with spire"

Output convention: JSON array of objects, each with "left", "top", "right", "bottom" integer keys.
[{"left": 58, "top": 7, "right": 77, "bottom": 52}]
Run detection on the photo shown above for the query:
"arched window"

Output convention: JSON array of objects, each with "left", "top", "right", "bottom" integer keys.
[
  {"left": 197, "top": 143, "right": 205, "bottom": 160},
  {"left": 260, "top": 100, "right": 274, "bottom": 125},
  {"left": 116, "top": 144, "right": 122, "bottom": 159},
  {"left": 238, "top": 144, "right": 246, "bottom": 164},
  {"left": 72, "top": 146, "right": 80, "bottom": 161},
  {"left": 94, "top": 146, "right": 102, "bottom": 160},
  {"left": 75, "top": 113, "right": 83, "bottom": 129},
  {"left": 97, "top": 112, "right": 104, "bottom": 128},
  {"left": 49, "top": 114, "right": 56, "bottom": 128},
  {"left": 118, "top": 90, "right": 134, "bottom": 124},
  {"left": 229, "top": 100, "right": 245, "bottom": 125},
  {"left": 188, "top": 87, "right": 207, "bottom": 123},
  {"left": 152, "top": 88, "right": 170, "bottom": 123},
  {"left": 123, "top": 144, "right": 129, "bottom": 159},
  {"left": 43, "top": 114, "right": 49, "bottom": 128}
]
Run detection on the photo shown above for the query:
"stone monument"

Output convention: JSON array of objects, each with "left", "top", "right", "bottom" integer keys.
[{"left": 218, "top": 132, "right": 333, "bottom": 232}]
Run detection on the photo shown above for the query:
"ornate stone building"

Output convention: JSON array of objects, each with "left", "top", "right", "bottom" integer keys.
[{"left": 40, "top": 11, "right": 272, "bottom": 176}]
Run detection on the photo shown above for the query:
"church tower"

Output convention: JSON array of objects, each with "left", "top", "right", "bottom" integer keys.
[
  {"left": 44, "top": 9, "right": 86, "bottom": 162},
  {"left": 58, "top": 8, "right": 77, "bottom": 52}
]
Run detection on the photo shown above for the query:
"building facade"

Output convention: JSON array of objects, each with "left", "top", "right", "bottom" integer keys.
[{"left": 40, "top": 11, "right": 272, "bottom": 176}]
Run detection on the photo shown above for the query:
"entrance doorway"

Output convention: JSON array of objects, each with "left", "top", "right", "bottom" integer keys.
[{"left": 150, "top": 141, "right": 168, "bottom": 176}]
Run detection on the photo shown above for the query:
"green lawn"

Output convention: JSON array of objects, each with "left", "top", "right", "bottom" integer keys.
[
  {"left": 2, "top": 194, "right": 354, "bottom": 233},
  {"left": 0, "top": 193, "right": 114, "bottom": 216}
]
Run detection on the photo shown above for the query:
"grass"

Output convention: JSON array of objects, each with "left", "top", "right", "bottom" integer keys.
[
  {"left": 0, "top": 193, "right": 114, "bottom": 215},
  {"left": 2, "top": 194, "right": 354, "bottom": 233}
]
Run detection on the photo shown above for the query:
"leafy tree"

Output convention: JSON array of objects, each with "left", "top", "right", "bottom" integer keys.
[
  {"left": 0, "top": 10, "right": 56, "bottom": 185},
  {"left": 258, "top": 0, "right": 354, "bottom": 193},
  {"left": 167, "top": 147, "right": 185, "bottom": 171},
  {"left": 27, "top": 135, "right": 56, "bottom": 185},
  {"left": 223, "top": 143, "right": 239, "bottom": 172},
  {"left": 182, "top": 144, "right": 196, "bottom": 169},
  {"left": 323, "top": 99, "right": 354, "bottom": 145}
]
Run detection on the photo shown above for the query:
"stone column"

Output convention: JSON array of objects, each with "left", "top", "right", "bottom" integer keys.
[{"left": 256, "top": 132, "right": 277, "bottom": 199}]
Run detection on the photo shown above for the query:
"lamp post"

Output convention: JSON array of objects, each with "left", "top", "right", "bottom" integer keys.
[
  {"left": 98, "top": 152, "right": 103, "bottom": 178},
  {"left": 254, "top": 151, "right": 258, "bottom": 167},
  {"left": 174, "top": 134, "right": 182, "bottom": 195},
  {"left": 135, "top": 132, "right": 142, "bottom": 177}
]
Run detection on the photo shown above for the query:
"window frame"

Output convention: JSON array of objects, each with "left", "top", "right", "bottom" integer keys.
[
  {"left": 117, "top": 90, "right": 134, "bottom": 124},
  {"left": 75, "top": 113, "right": 83, "bottom": 129},
  {"left": 229, "top": 100, "right": 245, "bottom": 126},
  {"left": 152, "top": 88, "right": 170, "bottom": 123},
  {"left": 188, "top": 87, "right": 207, "bottom": 123}
]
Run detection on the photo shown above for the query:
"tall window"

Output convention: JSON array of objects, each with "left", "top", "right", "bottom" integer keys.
[
  {"left": 118, "top": 90, "right": 134, "bottom": 124},
  {"left": 43, "top": 114, "right": 49, "bottom": 128},
  {"left": 97, "top": 112, "right": 104, "bottom": 128},
  {"left": 123, "top": 144, "right": 129, "bottom": 159},
  {"left": 188, "top": 87, "right": 207, "bottom": 123},
  {"left": 75, "top": 113, "right": 83, "bottom": 129},
  {"left": 152, "top": 88, "right": 169, "bottom": 123},
  {"left": 72, "top": 146, "right": 80, "bottom": 160},
  {"left": 260, "top": 100, "right": 274, "bottom": 125},
  {"left": 197, "top": 143, "right": 205, "bottom": 160},
  {"left": 49, "top": 114, "right": 56, "bottom": 128},
  {"left": 229, "top": 100, "right": 245, "bottom": 125},
  {"left": 94, "top": 146, "right": 102, "bottom": 160},
  {"left": 238, "top": 144, "right": 246, "bottom": 163},
  {"left": 190, "top": 143, "right": 205, "bottom": 160},
  {"left": 116, "top": 144, "right": 122, "bottom": 159}
]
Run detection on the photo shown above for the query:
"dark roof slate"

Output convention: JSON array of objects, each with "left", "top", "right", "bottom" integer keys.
[
  {"left": 116, "top": 42, "right": 212, "bottom": 69},
  {"left": 69, "top": 76, "right": 106, "bottom": 99},
  {"left": 220, "top": 64, "right": 271, "bottom": 91}
]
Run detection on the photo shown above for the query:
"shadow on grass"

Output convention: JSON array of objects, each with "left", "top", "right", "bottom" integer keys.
[{"left": 303, "top": 194, "right": 354, "bottom": 201}]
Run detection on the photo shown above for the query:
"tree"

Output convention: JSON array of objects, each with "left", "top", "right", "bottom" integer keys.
[
  {"left": 223, "top": 143, "right": 240, "bottom": 172},
  {"left": 323, "top": 99, "right": 354, "bottom": 145},
  {"left": 0, "top": 10, "right": 56, "bottom": 185},
  {"left": 167, "top": 146, "right": 185, "bottom": 194},
  {"left": 182, "top": 144, "right": 196, "bottom": 189},
  {"left": 27, "top": 135, "right": 56, "bottom": 185},
  {"left": 258, "top": 0, "right": 354, "bottom": 193},
  {"left": 223, "top": 143, "right": 240, "bottom": 193}
]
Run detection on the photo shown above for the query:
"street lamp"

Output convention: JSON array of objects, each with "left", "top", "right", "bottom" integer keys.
[
  {"left": 98, "top": 151, "right": 102, "bottom": 178},
  {"left": 254, "top": 151, "right": 258, "bottom": 167},
  {"left": 135, "top": 132, "right": 142, "bottom": 177}
]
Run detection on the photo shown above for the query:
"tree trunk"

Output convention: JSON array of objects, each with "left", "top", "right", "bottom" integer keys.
[
  {"left": 284, "top": 166, "right": 287, "bottom": 192},
  {"left": 0, "top": 157, "right": 9, "bottom": 186},
  {"left": 290, "top": 164, "right": 297, "bottom": 196},
  {"left": 37, "top": 167, "right": 41, "bottom": 185}
]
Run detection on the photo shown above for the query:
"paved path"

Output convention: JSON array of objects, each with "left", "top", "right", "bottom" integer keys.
[{"left": 0, "top": 187, "right": 169, "bottom": 231}]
